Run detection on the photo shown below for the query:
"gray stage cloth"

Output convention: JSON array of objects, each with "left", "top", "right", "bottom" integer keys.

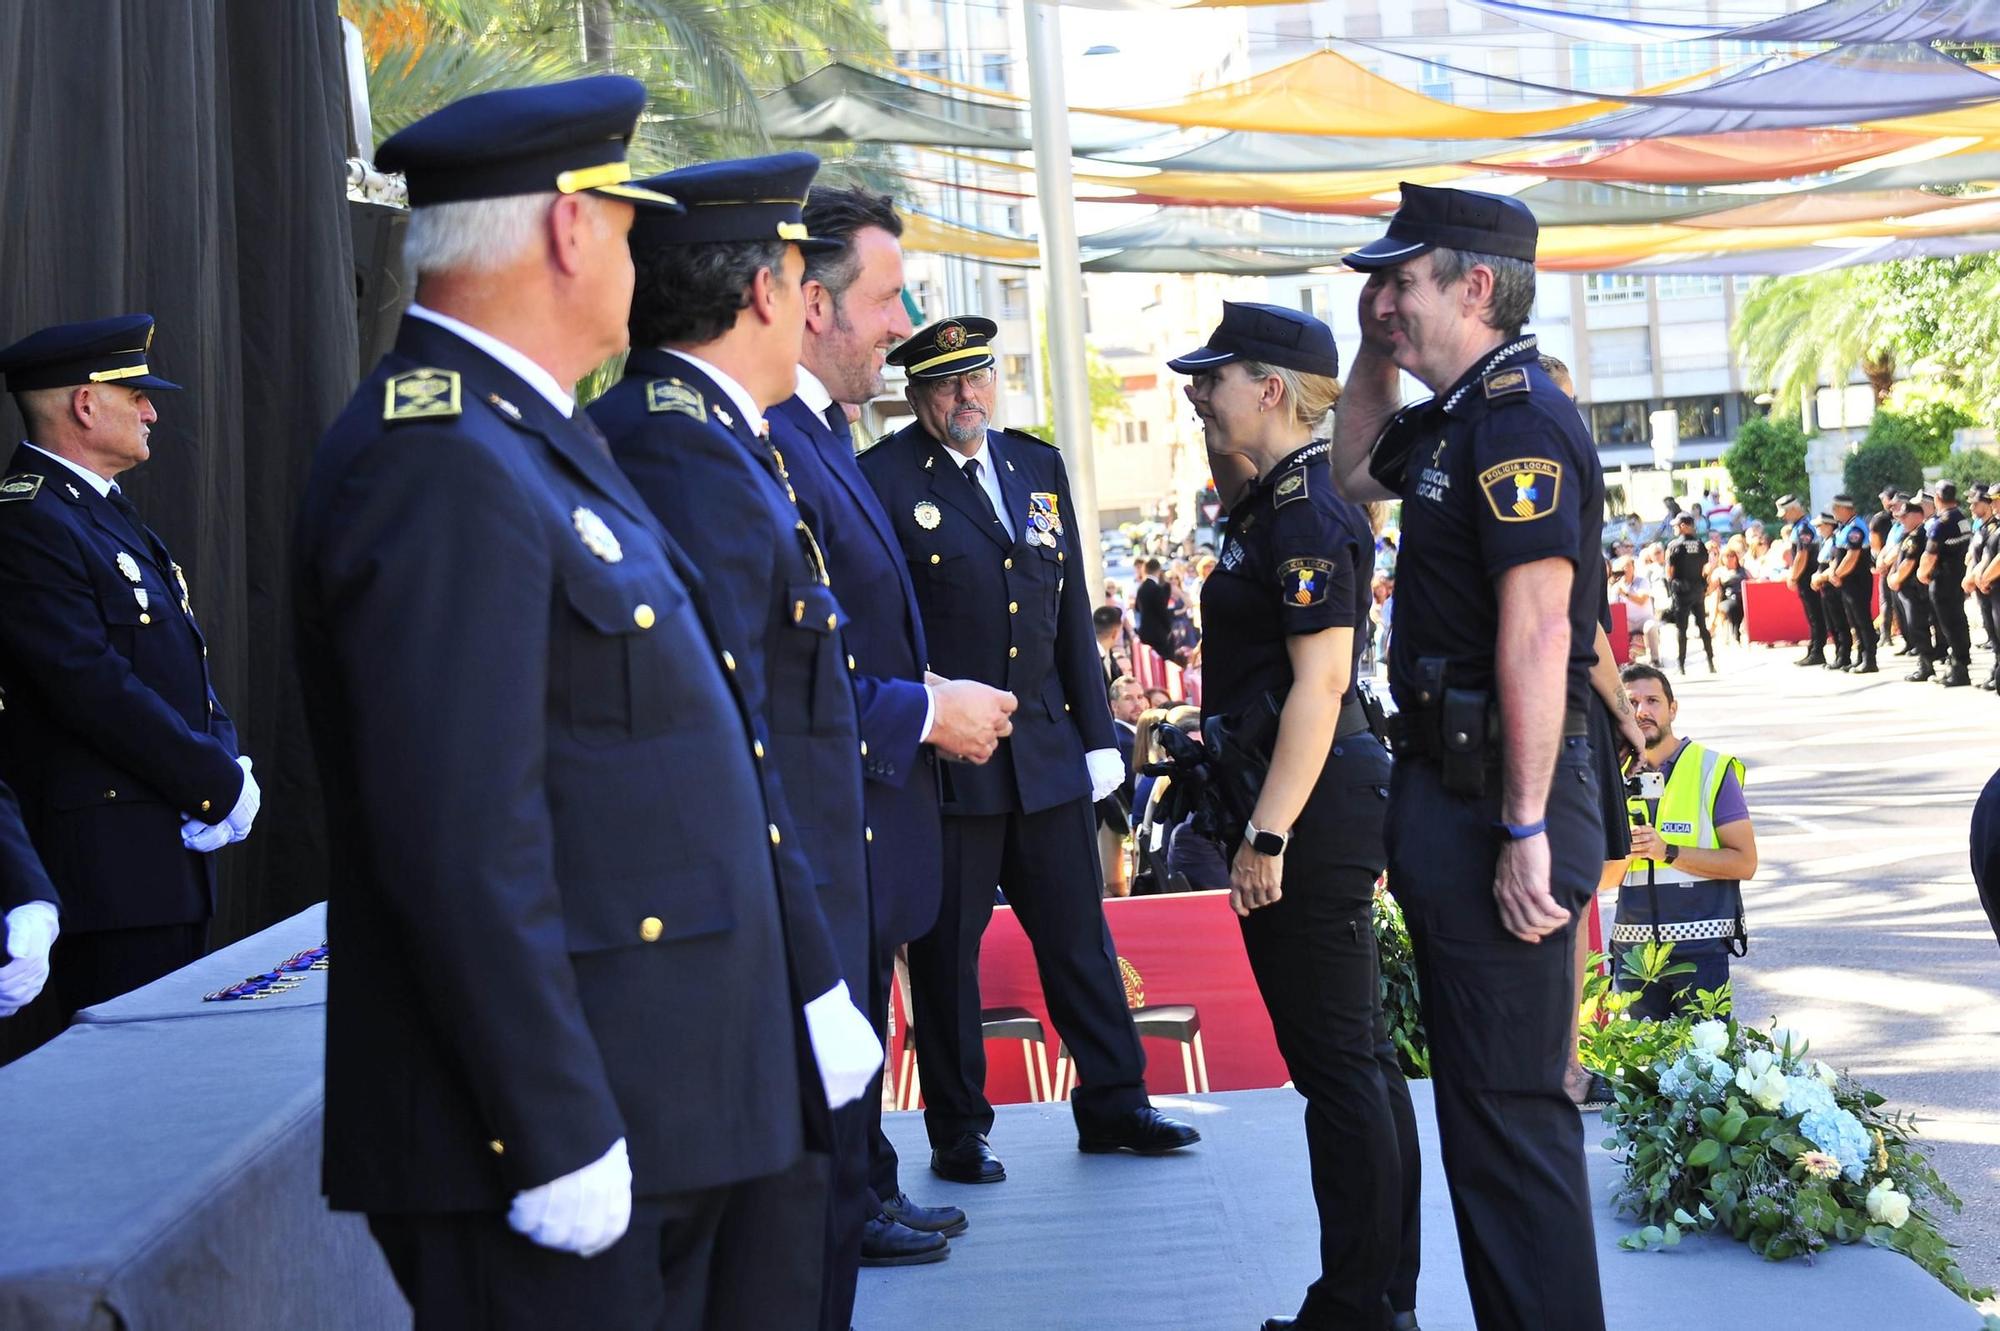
[
  {"left": 860, "top": 1086, "right": 1980, "bottom": 1331},
  {"left": 0, "top": 1006, "right": 406, "bottom": 1331},
  {"left": 75, "top": 903, "right": 329, "bottom": 1025}
]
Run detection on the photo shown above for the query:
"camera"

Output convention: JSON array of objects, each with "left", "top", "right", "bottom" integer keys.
[{"left": 1624, "top": 769, "right": 1665, "bottom": 801}]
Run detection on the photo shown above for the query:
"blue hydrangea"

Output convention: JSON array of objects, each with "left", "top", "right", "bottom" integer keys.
[
  {"left": 1799, "top": 1106, "right": 1870, "bottom": 1182},
  {"left": 1659, "top": 1051, "right": 1731, "bottom": 1104},
  {"left": 1781, "top": 1075, "right": 1837, "bottom": 1120}
]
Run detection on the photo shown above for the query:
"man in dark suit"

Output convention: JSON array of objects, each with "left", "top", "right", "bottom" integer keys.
[
  {"left": 1095, "top": 605, "right": 1134, "bottom": 697},
  {"left": 0, "top": 778, "right": 59, "bottom": 1021},
  {"left": 0, "top": 315, "right": 256, "bottom": 1053},
  {"left": 587, "top": 152, "right": 892, "bottom": 1331},
  {"left": 770, "top": 186, "right": 1020, "bottom": 1279},
  {"left": 1133, "top": 557, "right": 1179, "bottom": 664},
  {"left": 294, "top": 79, "right": 871, "bottom": 1328},
  {"left": 861, "top": 318, "right": 1200, "bottom": 1182}
]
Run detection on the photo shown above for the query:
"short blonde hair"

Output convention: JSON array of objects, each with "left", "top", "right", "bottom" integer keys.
[{"left": 1239, "top": 359, "right": 1341, "bottom": 435}]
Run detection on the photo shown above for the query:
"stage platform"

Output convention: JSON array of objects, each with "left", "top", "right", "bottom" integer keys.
[{"left": 858, "top": 1085, "right": 1980, "bottom": 1331}]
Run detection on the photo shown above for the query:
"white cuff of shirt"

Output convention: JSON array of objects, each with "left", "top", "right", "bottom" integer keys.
[{"left": 919, "top": 683, "right": 938, "bottom": 744}]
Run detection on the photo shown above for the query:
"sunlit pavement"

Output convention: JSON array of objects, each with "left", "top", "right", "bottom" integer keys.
[{"left": 1616, "top": 630, "right": 2000, "bottom": 1308}]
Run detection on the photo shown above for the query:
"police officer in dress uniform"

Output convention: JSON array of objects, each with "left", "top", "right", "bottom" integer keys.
[
  {"left": 1171, "top": 301, "right": 1421, "bottom": 1331},
  {"left": 1920, "top": 481, "right": 1974, "bottom": 687},
  {"left": 1330, "top": 181, "right": 1607, "bottom": 1331},
  {"left": 0, "top": 778, "right": 59, "bottom": 1022},
  {"left": 1890, "top": 499, "right": 1939, "bottom": 683},
  {"left": 0, "top": 316, "right": 258, "bottom": 1057},
  {"left": 1810, "top": 512, "right": 1853, "bottom": 670},
  {"left": 585, "top": 151, "right": 886, "bottom": 1331},
  {"left": 294, "top": 78, "right": 875, "bottom": 1329},
  {"left": 1778, "top": 495, "right": 1827, "bottom": 667},
  {"left": 860, "top": 318, "right": 1200, "bottom": 1183},
  {"left": 1663, "top": 511, "right": 1715, "bottom": 675},
  {"left": 1831, "top": 494, "right": 1879, "bottom": 674},
  {"left": 770, "top": 185, "right": 1019, "bottom": 1266}
]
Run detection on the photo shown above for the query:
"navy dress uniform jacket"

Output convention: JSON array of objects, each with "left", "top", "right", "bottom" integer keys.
[
  {"left": 0, "top": 444, "right": 241, "bottom": 933},
  {"left": 589, "top": 349, "right": 868, "bottom": 989},
  {"left": 295, "top": 317, "right": 838, "bottom": 1215},
  {"left": 0, "top": 777, "right": 59, "bottom": 917},
  {"left": 859, "top": 424, "right": 1115, "bottom": 817},
  {"left": 768, "top": 394, "right": 940, "bottom": 949}
]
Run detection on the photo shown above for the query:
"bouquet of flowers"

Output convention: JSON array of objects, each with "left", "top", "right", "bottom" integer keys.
[{"left": 1588, "top": 950, "right": 1988, "bottom": 1303}]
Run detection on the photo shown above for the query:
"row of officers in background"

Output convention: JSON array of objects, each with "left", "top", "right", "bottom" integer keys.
[
  {"left": 1, "top": 76, "right": 1201, "bottom": 1331},
  {"left": 1780, "top": 482, "right": 1997, "bottom": 687}
]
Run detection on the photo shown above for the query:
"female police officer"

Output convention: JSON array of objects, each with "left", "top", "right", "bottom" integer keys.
[{"left": 1172, "top": 303, "right": 1418, "bottom": 1331}]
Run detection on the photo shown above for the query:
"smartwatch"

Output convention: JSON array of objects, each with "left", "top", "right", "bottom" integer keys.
[
  {"left": 1664, "top": 843, "right": 1681, "bottom": 866},
  {"left": 1493, "top": 818, "right": 1547, "bottom": 842},
  {"left": 1245, "top": 821, "right": 1290, "bottom": 857}
]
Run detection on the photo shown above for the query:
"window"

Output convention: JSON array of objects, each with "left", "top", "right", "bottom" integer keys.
[
  {"left": 1570, "top": 42, "right": 1636, "bottom": 93},
  {"left": 1418, "top": 60, "right": 1452, "bottom": 102},
  {"left": 1593, "top": 328, "right": 1653, "bottom": 377},
  {"left": 1344, "top": 11, "right": 1382, "bottom": 40},
  {"left": 1663, "top": 395, "right": 1726, "bottom": 440},
  {"left": 1590, "top": 400, "right": 1649, "bottom": 447},
  {"left": 1584, "top": 274, "right": 1647, "bottom": 305},
  {"left": 1412, "top": 7, "right": 1449, "bottom": 37},
  {"left": 981, "top": 54, "right": 1009, "bottom": 91},
  {"left": 1641, "top": 44, "right": 1707, "bottom": 85},
  {"left": 1005, "top": 205, "right": 1023, "bottom": 234},
  {"left": 1121, "top": 420, "right": 1152, "bottom": 445},
  {"left": 1004, "top": 354, "right": 1030, "bottom": 397},
  {"left": 1273, "top": 17, "right": 1312, "bottom": 41},
  {"left": 999, "top": 276, "right": 1028, "bottom": 321},
  {"left": 896, "top": 49, "right": 945, "bottom": 78},
  {"left": 1655, "top": 273, "right": 1723, "bottom": 301},
  {"left": 1298, "top": 287, "right": 1317, "bottom": 319}
]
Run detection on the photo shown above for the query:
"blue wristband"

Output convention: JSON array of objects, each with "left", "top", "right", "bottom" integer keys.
[{"left": 1494, "top": 818, "right": 1547, "bottom": 842}]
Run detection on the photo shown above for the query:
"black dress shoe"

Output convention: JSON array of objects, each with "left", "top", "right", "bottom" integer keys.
[
  {"left": 880, "top": 1190, "right": 968, "bottom": 1237},
  {"left": 1907, "top": 666, "right": 1934, "bottom": 682},
  {"left": 1077, "top": 1105, "right": 1201, "bottom": 1155},
  {"left": 930, "top": 1132, "right": 1005, "bottom": 1184},
  {"left": 1944, "top": 670, "right": 1972, "bottom": 687},
  {"left": 1795, "top": 652, "right": 1827, "bottom": 666},
  {"left": 859, "top": 1213, "right": 948, "bottom": 1266},
  {"left": 1852, "top": 661, "right": 1879, "bottom": 675}
]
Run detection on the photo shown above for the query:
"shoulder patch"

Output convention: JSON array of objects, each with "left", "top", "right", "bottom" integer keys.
[
  {"left": 1273, "top": 468, "right": 1309, "bottom": 507},
  {"left": 1477, "top": 457, "right": 1562, "bottom": 523},
  {"left": 0, "top": 473, "right": 44, "bottom": 503},
  {"left": 1278, "top": 557, "right": 1334, "bottom": 608},
  {"left": 1483, "top": 367, "right": 1529, "bottom": 398},
  {"left": 384, "top": 368, "right": 461, "bottom": 422},
  {"left": 646, "top": 378, "right": 704, "bottom": 418},
  {"left": 1001, "top": 426, "right": 1057, "bottom": 449}
]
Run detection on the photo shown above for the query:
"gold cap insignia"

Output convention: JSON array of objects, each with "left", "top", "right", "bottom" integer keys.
[
  {"left": 116, "top": 551, "right": 143, "bottom": 583},
  {"left": 572, "top": 507, "right": 624, "bottom": 563},
  {"left": 384, "top": 368, "right": 461, "bottom": 422},
  {"left": 914, "top": 500, "right": 942, "bottom": 531},
  {"left": 937, "top": 321, "right": 967, "bottom": 352}
]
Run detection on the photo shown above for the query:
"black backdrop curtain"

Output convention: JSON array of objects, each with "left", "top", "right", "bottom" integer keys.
[{"left": 0, "top": 1, "right": 356, "bottom": 945}]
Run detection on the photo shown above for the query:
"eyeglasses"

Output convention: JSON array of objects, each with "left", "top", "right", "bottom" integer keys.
[{"left": 916, "top": 366, "right": 995, "bottom": 394}]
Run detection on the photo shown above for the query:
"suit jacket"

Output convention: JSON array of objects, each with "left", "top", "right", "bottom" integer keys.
[
  {"left": 769, "top": 394, "right": 941, "bottom": 949},
  {"left": 0, "top": 777, "right": 58, "bottom": 917},
  {"left": 589, "top": 350, "right": 867, "bottom": 988},
  {"left": 295, "top": 316, "right": 834, "bottom": 1213},
  {"left": 0, "top": 444, "right": 241, "bottom": 933},
  {"left": 859, "top": 423, "right": 1115, "bottom": 817},
  {"left": 1133, "top": 577, "right": 1175, "bottom": 659}
]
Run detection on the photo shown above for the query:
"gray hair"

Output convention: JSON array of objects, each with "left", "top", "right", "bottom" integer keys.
[
  {"left": 400, "top": 192, "right": 559, "bottom": 278},
  {"left": 1429, "top": 246, "right": 1537, "bottom": 337}
]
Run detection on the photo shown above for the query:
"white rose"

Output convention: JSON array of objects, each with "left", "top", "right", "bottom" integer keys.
[
  {"left": 1752, "top": 1066, "right": 1789, "bottom": 1113},
  {"left": 1734, "top": 1049, "right": 1775, "bottom": 1096},
  {"left": 1813, "top": 1060, "right": 1838, "bottom": 1088},
  {"left": 1690, "top": 1020, "right": 1729, "bottom": 1058},
  {"left": 1865, "top": 1179, "right": 1911, "bottom": 1229}
]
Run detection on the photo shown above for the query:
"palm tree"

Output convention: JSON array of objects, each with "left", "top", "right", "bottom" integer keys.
[
  {"left": 344, "top": 0, "right": 887, "bottom": 167},
  {"left": 1732, "top": 269, "right": 1904, "bottom": 415}
]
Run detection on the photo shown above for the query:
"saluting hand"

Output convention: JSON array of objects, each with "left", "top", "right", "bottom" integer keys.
[
  {"left": 1492, "top": 833, "right": 1570, "bottom": 943},
  {"left": 1228, "top": 841, "right": 1283, "bottom": 917}
]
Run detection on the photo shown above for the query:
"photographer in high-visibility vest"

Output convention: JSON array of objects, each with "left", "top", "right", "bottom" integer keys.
[{"left": 1613, "top": 663, "right": 1759, "bottom": 1020}]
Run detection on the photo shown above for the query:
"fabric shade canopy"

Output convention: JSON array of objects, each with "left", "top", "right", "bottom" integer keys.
[{"left": 1730, "top": 0, "right": 2000, "bottom": 44}]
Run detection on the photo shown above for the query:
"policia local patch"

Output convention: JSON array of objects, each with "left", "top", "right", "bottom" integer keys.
[
  {"left": 1477, "top": 457, "right": 1561, "bottom": 523},
  {"left": 1279, "top": 557, "right": 1335, "bottom": 608}
]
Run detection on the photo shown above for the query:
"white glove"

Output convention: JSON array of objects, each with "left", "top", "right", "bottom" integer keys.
[
  {"left": 0, "top": 901, "right": 58, "bottom": 1017},
  {"left": 224, "top": 756, "right": 260, "bottom": 843},
  {"left": 507, "top": 1137, "right": 633, "bottom": 1258},
  {"left": 181, "top": 816, "right": 232, "bottom": 853},
  {"left": 803, "top": 980, "right": 884, "bottom": 1110},
  {"left": 1086, "top": 747, "right": 1125, "bottom": 803}
]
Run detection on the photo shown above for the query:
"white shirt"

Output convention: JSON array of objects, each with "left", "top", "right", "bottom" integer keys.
[
  {"left": 949, "top": 434, "right": 1014, "bottom": 540},
  {"left": 405, "top": 303, "right": 574, "bottom": 418},
  {"left": 20, "top": 441, "right": 113, "bottom": 499},
  {"left": 671, "top": 348, "right": 766, "bottom": 437},
  {"left": 794, "top": 363, "right": 835, "bottom": 418}
]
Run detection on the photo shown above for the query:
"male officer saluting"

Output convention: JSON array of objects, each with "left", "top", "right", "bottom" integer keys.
[
  {"left": 862, "top": 317, "right": 1199, "bottom": 1182},
  {"left": 296, "top": 78, "right": 870, "bottom": 1328},
  {"left": 586, "top": 151, "right": 891, "bottom": 1331},
  {"left": 769, "top": 186, "right": 1019, "bottom": 1267},
  {"left": 1830, "top": 494, "right": 1879, "bottom": 674},
  {"left": 1919, "top": 480, "right": 1974, "bottom": 687},
  {"left": 1329, "top": 181, "right": 1607, "bottom": 1331},
  {"left": 1778, "top": 494, "right": 1828, "bottom": 667},
  {"left": 0, "top": 316, "right": 257, "bottom": 1046}
]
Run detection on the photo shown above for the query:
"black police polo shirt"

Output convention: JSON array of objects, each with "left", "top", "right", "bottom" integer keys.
[
  {"left": 1931, "top": 506, "right": 1971, "bottom": 576},
  {"left": 1366, "top": 337, "right": 1603, "bottom": 713},
  {"left": 1666, "top": 533, "right": 1706, "bottom": 586},
  {"left": 1201, "top": 440, "right": 1370, "bottom": 716}
]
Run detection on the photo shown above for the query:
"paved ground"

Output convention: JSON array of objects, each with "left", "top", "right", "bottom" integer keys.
[{"left": 1627, "top": 628, "right": 2000, "bottom": 1310}]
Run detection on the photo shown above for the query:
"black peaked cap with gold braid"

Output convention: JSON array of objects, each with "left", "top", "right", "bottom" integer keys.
[
  {"left": 0, "top": 314, "right": 181, "bottom": 392},
  {"left": 887, "top": 316, "right": 999, "bottom": 381}
]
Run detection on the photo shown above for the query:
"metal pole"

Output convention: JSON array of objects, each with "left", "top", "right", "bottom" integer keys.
[{"left": 1023, "top": 1, "right": 1103, "bottom": 597}]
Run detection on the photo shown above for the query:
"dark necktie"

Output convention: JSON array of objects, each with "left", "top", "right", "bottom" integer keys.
[
  {"left": 962, "top": 458, "right": 1003, "bottom": 531},
  {"left": 822, "top": 402, "right": 854, "bottom": 448},
  {"left": 108, "top": 487, "right": 174, "bottom": 569}
]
